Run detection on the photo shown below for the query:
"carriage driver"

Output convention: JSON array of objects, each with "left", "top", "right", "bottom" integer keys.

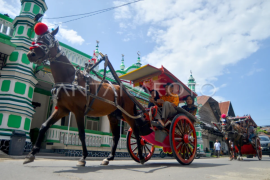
[
  {"left": 248, "top": 121, "right": 256, "bottom": 145},
  {"left": 149, "top": 82, "right": 179, "bottom": 128}
]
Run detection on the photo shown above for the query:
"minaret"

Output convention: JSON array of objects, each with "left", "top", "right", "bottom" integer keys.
[
  {"left": 95, "top": 40, "right": 100, "bottom": 59},
  {"left": 188, "top": 71, "right": 204, "bottom": 152},
  {"left": 188, "top": 70, "right": 196, "bottom": 93},
  {"left": 0, "top": 1, "right": 47, "bottom": 144},
  {"left": 136, "top": 51, "right": 142, "bottom": 68},
  {"left": 120, "top": 54, "right": 125, "bottom": 71}
]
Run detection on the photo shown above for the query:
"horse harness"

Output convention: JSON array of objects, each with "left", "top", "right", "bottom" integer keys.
[{"left": 32, "top": 32, "right": 143, "bottom": 119}]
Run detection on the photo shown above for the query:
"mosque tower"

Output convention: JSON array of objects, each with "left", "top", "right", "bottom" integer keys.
[
  {"left": 120, "top": 54, "right": 125, "bottom": 71},
  {"left": 188, "top": 71, "right": 204, "bottom": 153},
  {"left": 0, "top": 1, "right": 47, "bottom": 142},
  {"left": 136, "top": 51, "right": 142, "bottom": 68},
  {"left": 188, "top": 70, "right": 196, "bottom": 93}
]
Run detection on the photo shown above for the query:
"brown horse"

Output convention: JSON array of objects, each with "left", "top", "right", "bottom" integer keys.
[
  {"left": 24, "top": 26, "right": 150, "bottom": 166},
  {"left": 221, "top": 118, "right": 245, "bottom": 161}
]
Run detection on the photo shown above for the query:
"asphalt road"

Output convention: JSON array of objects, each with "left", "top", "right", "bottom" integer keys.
[{"left": 0, "top": 156, "right": 270, "bottom": 180}]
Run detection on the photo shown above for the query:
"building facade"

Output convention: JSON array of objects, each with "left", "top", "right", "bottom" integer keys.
[{"left": 0, "top": 1, "right": 156, "bottom": 156}]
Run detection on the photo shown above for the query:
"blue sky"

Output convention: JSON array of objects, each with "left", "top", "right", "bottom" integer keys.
[{"left": 1, "top": 0, "right": 270, "bottom": 125}]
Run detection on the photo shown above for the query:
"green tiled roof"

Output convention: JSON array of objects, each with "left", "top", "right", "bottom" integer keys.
[
  {"left": 0, "top": 13, "right": 13, "bottom": 23},
  {"left": 0, "top": 33, "right": 16, "bottom": 48}
]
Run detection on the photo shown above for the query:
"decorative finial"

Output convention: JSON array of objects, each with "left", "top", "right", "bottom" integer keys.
[
  {"left": 136, "top": 51, "right": 142, "bottom": 68},
  {"left": 190, "top": 70, "right": 192, "bottom": 75},
  {"left": 96, "top": 40, "right": 99, "bottom": 46},
  {"left": 122, "top": 54, "right": 124, "bottom": 58}
]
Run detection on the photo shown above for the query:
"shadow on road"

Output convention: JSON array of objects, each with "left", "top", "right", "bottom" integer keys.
[{"left": 49, "top": 162, "right": 228, "bottom": 174}]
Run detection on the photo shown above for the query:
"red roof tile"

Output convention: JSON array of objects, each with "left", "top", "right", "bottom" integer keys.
[
  {"left": 219, "top": 101, "right": 230, "bottom": 115},
  {"left": 197, "top": 96, "right": 210, "bottom": 106}
]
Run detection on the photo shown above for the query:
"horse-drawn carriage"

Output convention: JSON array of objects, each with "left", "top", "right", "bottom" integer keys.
[
  {"left": 227, "top": 116, "right": 262, "bottom": 160},
  {"left": 119, "top": 65, "right": 198, "bottom": 165},
  {"left": 24, "top": 22, "right": 199, "bottom": 166},
  {"left": 216, "top": 115, "right": 262, "bottom": 161}
]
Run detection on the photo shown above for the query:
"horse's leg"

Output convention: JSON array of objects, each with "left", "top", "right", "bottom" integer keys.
[
  {"left": 123, "top": 115, "right": 145, "bottom": 164},
  {"left": 236, "top": 143, "right": 241, "bottom": 161},
  {"left": 233, "top": 139, "right": 237, "bottom": 160},
  {"left": 239, "top": 137, "right": 243, "bottom": 161},
  {"left": 234, "top": 139, "right": 241, "bottom": 161},
  {"left": 101, "top": 115, "right": 120, "bottom": 165},
  {"left": 226, "top": 140, "right": 232, "bottom": 161},
  {"left": 23, "top": 108, "right": 68, "bottom": 164},
  {"left": 75, "top": 112, "right": 88, "bottom": 166},
  {"left": 133, "top": 123, "right": 145, "bottom": 164}
]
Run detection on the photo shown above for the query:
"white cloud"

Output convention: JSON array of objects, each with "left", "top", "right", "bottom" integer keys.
[
  {"left": 42, "top": 20, "right": 85, "bottom": 45},
  {"left": 0, "top": 0, "right": 85, "bottom": 46},
  {"left": 0, "top": 0, "right": 20, "bottom": 18},
  {"left": 123, "top": 38, "right": 130, "bottom": 42},
  {"left": 119, "top": 22, "right": 127, "bottom": 29},
  {"left": 113, "top": 1, "right": 133, "bottom": 20},
  {"left": 247, "top": 68, "right": 263, "bottom": 76},
  {"left": 114, "top": 0, "right": 270, "bottom": 85},
  {"left": 58, "top": 28, "right": 85, "bottom": 45}
]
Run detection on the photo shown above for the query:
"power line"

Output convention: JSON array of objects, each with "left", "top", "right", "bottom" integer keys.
[{"left": 44, "top": 0, "right": 143, "bottom": 26}]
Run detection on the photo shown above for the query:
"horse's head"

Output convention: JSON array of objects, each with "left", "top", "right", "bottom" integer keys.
[
  {"left": 221, "top": 117, "right": 232, "bottom": 133},
  {"left": 27, "top": 23, "right": 60, "bottom": 64}
]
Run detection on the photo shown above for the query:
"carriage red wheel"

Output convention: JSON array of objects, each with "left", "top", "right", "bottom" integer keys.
[
  {"left": 256, "top": 137, "right": 262, "bottom": 160},
  {"left": 126, "top": 128, "right": 155, "bottom": 163},
  {"left": 169, "top": 114, "right": 197, "bottom": 165}
]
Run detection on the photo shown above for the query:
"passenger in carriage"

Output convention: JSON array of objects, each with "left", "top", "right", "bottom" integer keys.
[
  {"left": 150, "top": 83, "right": 179, "bottom": 128},
  {"left": 148, "top": 90, "right": 160, "bottom": 108},
  {"left": 248, "top": 121, "right": 256, "bottom": 144},
  {"left": 181, "top": 95, "right": 197, "bottom": 116}
]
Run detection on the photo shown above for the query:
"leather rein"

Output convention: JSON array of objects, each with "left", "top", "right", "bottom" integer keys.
[{"left": 31, "top": 36, "right": 142, "bottom": 119}]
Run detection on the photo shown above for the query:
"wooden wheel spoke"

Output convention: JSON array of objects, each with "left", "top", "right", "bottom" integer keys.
[
  {"left": 188, "top": 130, "right": 193, "bottom": 136},
  {"left": 188, "top": 142, "right": 195, "bottom": 148},
  {"left": 175, "top": 137, "right": 183, "bottom": 141},
  {"left": 180, "top": 143, "right": 185, "bottom": 158},
  {"left": 179, "top": 120, "right": 185, "bottom": 134},
  {"left": 183, "top": 120, "right": 186, "bottom": 134},
  {"left": 145, "top": 145, "right": 151, "bottom": 153},
  {"left": 186, "top": 144, "right": 193, "bottom": 154},
  {"left": 144, "top": 146, "right": 147, "bottom": 157},
  {"left": 176, "top": 123, "right": 183, "bottom": 136},
  {"left": 145, "top": 142, "right": 153, "bottom": 146},
  {"left": 131, "top": 135, "right": 136, "bottom": 139},
  {"left": 185, "top": 145, "right": 191, "bottom": 159},
  {"left": 132, "top": 146, "right": 138, "bottom": 152},
  {"left": 130, "top": 142, "right": 137, "bottom": 145},
  {"left": 176, "top": 142, "right": 183, "bottom": 150}
]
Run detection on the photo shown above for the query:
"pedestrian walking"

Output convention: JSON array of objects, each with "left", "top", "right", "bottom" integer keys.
[{"left": 214, "top": 140, "right": 221, "bottom": 158}]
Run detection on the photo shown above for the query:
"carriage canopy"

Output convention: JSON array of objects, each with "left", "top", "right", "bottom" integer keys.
[{"left": 119, "top": 64, "right": 197, "bottom": 99}]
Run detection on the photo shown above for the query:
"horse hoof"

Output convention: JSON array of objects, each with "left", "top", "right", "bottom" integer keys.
[
  {"left": 23, "top": 155, "right": 35, "bottom": 165},
  {"left": 101, "top": 159, "right": 109, "bottom": 165},
  {"left": 76, "top": 160, "right": 86, "bottom": 167},
  {"left": 140, "top": 159, "right": 146, "bottom": 165}
]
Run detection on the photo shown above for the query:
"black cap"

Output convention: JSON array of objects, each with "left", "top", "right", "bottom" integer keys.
[{"left": 163, "top": 82, "right": 173, "bottom": 87}]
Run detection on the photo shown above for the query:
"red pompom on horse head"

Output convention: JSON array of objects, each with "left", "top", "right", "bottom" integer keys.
[
  {"left": 34, "top": 22, "right": 48, "bottom": 35},
  {"left": 221, "top": 114, "right": 226, "bottom": 119}
]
